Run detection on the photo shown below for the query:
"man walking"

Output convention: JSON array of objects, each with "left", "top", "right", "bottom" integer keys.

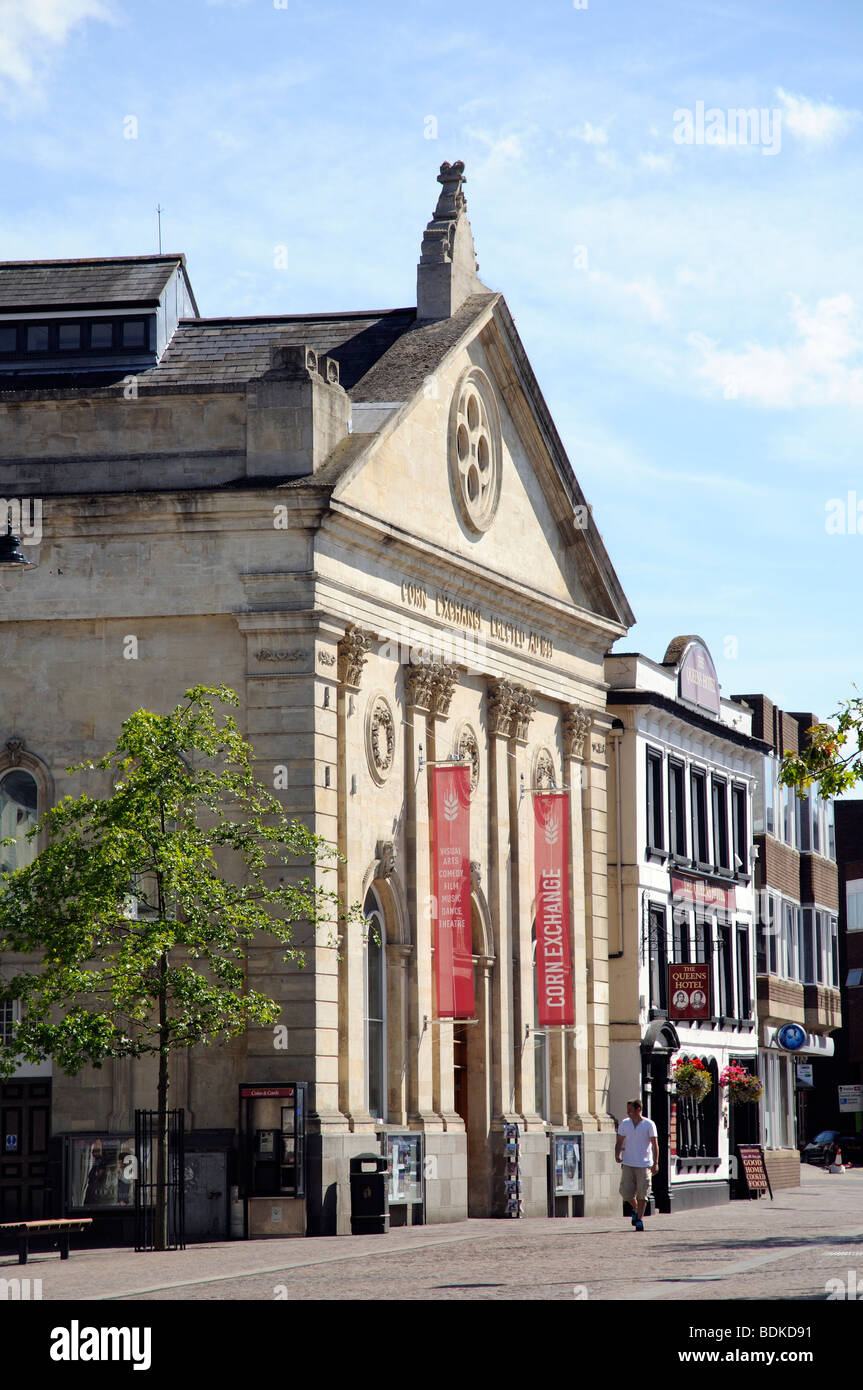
[{"left": 615, "top": 1099, "right": 659, "bottom": 1232}]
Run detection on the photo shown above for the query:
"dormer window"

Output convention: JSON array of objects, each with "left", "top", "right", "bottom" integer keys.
[
  {"left": 58, "top": 323, "right": 82, "bottom": 351},
  {"left": 89, "top": 321, "right": 113, "bottom": 350},
  {"left": 122, "top": 318, "right": 146, "bottom": 347},
  {"left": 26, "top": 324, "right": 49, "bottom": 352}
]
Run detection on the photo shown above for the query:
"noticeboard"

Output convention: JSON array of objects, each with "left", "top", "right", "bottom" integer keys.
[{"left": 736, "top": 1144, "right": 773, "bottom": 1199}]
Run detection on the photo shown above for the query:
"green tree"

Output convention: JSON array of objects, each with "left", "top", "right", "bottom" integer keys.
[
  {"left": 779, "top": 696, "right": 863, "bottom": 797},
  {"left": 0, "top": 685, "right": 351, "bottom": 1250}
]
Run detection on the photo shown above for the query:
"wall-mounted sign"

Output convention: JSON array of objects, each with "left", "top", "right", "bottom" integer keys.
[
  {"left": 678, "top": 642, "right": 720, "bottom": 716},
  {"left": 668, "top": 963, "right": 712, "bottom": 1020},
  {"left": 671, "top": 874, "right": 736, "bottom": 911},
  {"left": 240, "top": 1087, "right": 295, "bottom": 1099},
  {"left": 776, "top": 1024, "right": 806, "bottom": 1052},
  {"left": 796, "top": 1064, "right": 814, "bottom": 1087},
  {"left": 839, "top": 1084, "right": 863, "bottom": 1112}
]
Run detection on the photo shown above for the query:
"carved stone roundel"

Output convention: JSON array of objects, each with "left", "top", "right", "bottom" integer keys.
[
  {"left": 366, "top": 695, "right": 396, "bottom": 785},
  {"left": 448, "top": 367, "right": 502, "bottom": 534}
]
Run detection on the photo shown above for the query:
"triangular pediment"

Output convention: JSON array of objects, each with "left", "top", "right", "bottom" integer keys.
[{"left": 326, "top": 295, "right": 634, "bottom": 638}]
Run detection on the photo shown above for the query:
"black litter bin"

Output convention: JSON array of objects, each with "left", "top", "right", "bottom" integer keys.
[{"left": 350, "top": 1153, "right": 389, "bottom": 1234}]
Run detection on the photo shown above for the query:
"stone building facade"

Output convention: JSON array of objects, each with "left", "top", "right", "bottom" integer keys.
[{"left": 0, "top": 163, "right": 634, "bottom": 1235}]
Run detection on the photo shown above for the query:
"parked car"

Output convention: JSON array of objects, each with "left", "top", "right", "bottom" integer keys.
[{"left": 801, "top": 1131, "right": 863, "bottom": 1167}]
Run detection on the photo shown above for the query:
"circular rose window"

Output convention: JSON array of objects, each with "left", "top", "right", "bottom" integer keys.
[{"left": 448, "top": 368, "right": 502, "bottom": 534}]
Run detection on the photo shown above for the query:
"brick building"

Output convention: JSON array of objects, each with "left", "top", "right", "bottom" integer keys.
[{"left": 731, "top": 694, "right": 841, "bottom": 1189}]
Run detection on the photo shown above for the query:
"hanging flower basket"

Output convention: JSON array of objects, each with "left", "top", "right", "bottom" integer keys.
[
  {"left": 719, "top": 1063, "right": 762, "bottom": 1105},
  {"left": 672, "top": 1057, "right": 712, "bottom": 1102}
]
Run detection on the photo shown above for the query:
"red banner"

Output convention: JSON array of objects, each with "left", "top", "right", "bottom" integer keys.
[
  {"left": 534, "top": 792, "right": 574, "bottom": 1026},
  {"left": 431, "top": 764, "right": 474, "bottom": 1019}
]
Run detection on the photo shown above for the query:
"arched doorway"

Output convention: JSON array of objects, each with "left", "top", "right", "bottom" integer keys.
[{"left": 640, "top": 1018, "right": 680, "bottom": 1215}]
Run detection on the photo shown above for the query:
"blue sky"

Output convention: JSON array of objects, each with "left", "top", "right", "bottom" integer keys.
[{"left": 2, "top": 0, "right": 863, "bottom": 722}]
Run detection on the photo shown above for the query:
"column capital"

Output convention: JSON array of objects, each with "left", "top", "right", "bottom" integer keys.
[
  {"left": 487, "top": 678, "right": 535, "bottom": 741},
  {"left": 386, "top": 943, "right": 414, "bottom": 963},
  {"left": 404, "top": 659, "right": 458, "bottom": 716},
  {"left": 562, "top": 703, "right": 592, "bottom": 761},
  {"left": 338, "top": 624, "right": 374, "bottom": 690}
]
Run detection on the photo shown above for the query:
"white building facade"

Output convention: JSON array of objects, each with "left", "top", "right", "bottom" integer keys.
[{"left": 607, "top": 637, "right": 766, "bottom": 1211}]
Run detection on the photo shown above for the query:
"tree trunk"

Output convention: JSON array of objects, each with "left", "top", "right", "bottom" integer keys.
[{"left": 155, "top": 950, "right": 169, "bottom": 1251}]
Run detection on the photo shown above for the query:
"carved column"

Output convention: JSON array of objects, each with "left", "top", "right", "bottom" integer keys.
[
  {"left": 486, "top": 678, "right": 518, "bottom": 1126},
  {"left": 424, "top": 662, "right": 460, "bottom": 1130},
  {"left": 562, "top": 704, "right": 596, "bottom": 1130},
  {"left": 579, "top": 711, "right": 615, "bottom": 1130},
  {"left": 336, "top": 624, "right": 376, "bottom": 1131},
  {"left": 509, "top": 685, "right": 539, "bottom": 1123},
  {"left": 403, "top": 661, "right": 442, "bottom": 1131}
]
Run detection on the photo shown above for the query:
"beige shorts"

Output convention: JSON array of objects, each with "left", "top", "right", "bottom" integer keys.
[{"left": 619, "top": 1164, "right": 652, "bottom": 1203}]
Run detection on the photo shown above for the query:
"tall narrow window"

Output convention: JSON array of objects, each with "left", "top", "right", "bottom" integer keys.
[
  {"left": 646, "top": 748, "right": 664, "bottom": 852},
  {"left": 668, "top": 760, "right": 686, "bottom": 857},
  {"left": 363, "top": 888, "right": 386, "bottom": 1121},
  {"left": 0, "top": 770, "right": 39, "bottom": 875},
  {"left": 830, "top": 917, "right": 839, "bottom": 987},
  {"left": 712, "top": 778, "right": 729, "bottom": 870},
  {"left": 736, "top": 925, "right": 751, "bottom": 1019},
  {"left": 783, "top": 902, "right": 796, "bottom": 981},
  {"left": 672, "top": 906, "right": 690, "bottom": 963},
  {"left": 717, "top": 924, "right": 733, "bottom": 1016},
  {"left": 731, "top": 784, "right": 747, "bottom": 874},
  {"left": 801, "top": 908, "right": 814, "bottom": 983},
  {"left": 691, "top": 769, "right": 708, "bottom": 864},
  {"left": 649, "top": 904, "right": 667, "bottom": 1012},
  {"left": 815, "top": 911, "right": 824, "bottom": 985}
]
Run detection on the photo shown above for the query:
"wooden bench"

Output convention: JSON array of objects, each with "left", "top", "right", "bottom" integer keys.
[{"left": 0, "top": 1218, "right": 92, "bottom": 1265}]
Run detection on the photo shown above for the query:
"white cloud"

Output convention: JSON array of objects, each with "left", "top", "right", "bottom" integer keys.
[
  {"left": 578, "top": 121, "right": 608, "bottom": 146},
  {"left": 639, "top": 151, "right": 672, "bottom": 173},
  {"left": 689, "top": 294, "right": 863, "bottom": 407},
  {"left": 0, "top": 0, "right": 114, "bottom": 91},
  {"left": 588, "top": 269, "right": 668, "bottom": 324},
  {"left": 775, "top": 87, "right": 860, "bottom": 145}
]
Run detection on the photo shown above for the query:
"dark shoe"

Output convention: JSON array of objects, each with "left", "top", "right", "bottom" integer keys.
[{"left": 634, "top": 1220, "right": 644, "bottom": 1231}]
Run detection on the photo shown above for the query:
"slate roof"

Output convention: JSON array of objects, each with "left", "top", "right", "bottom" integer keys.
[
  {"left": 153, "top": 308, "right": 418, "bottom": 395},
  {"left": 0, "top": 256, "right": 186, "bottom": 312}
]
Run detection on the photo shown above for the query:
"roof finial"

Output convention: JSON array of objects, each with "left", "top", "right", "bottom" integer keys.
[{"left": 417, "top": 160, "right": 484, "bottom": 322}]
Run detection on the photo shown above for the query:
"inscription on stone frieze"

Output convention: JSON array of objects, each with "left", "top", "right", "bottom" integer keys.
[{"left": 399, "top": 578, "right": 553, "bottom": 659}]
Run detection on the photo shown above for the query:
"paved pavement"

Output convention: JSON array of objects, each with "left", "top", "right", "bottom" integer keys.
[{"left": 5, "top": 1163, "right": 863, "bottom": 1301}]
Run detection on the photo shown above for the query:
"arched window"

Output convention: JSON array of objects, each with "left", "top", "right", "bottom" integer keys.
[
  {"left": 0, "top": 769, "right": 39, "bottom": 875},
  {"left": 363, "top": 888, "right": 386, "bottom": 1121},
  {"left": 531, "top": 925, "right": 550, "bottom": 1121}
]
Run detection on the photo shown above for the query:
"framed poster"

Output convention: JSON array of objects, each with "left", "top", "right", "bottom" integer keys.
[
  {"left": 552, "top": 1134, "right": 584, "bottom": 1196},
  {"left": 66, "top": 1133, "right": 141, "bottom": 1209}
]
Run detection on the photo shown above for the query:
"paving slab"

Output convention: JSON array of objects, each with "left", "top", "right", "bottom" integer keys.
[{"left": 4, "top": 1164, "right": 863, "bottom": 1302}]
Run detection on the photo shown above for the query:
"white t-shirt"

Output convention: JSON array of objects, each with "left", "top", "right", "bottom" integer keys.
[{"left": 618, "top": 1116, "right": 658, "bottom": 1167}]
